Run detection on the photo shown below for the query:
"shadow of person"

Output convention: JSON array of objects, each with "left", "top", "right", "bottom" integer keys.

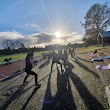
[
  {"left": 20, "top": 88, "right": 40, "bottom": 110},
  {"left": 66, "top": 61, "right": 105, "bottom": 110},
  {"left": 42, "top": 65, "right": 77, "bottom": 110},
  {"left": 76, "top": 56, "right": 91, "bottom": 62},
  {"left": 74, "top": 57, "right": 99, "bottom": 78},
  {"left": 0, "top": 85, "right": 25, "bottom": 110},
  {"left": 39, "top": 60, "right": 50, "bottom": 69},
  {"left": 42, "top": 71, "right": 53, "bottom": 110}
]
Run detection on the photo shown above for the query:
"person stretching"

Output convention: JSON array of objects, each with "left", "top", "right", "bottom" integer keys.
[
  {"left": 23, "top": 52, "right": 41, "bottom": 88},
  {"left": 50, "top": 49, "right": 64, "bottom": 73}
]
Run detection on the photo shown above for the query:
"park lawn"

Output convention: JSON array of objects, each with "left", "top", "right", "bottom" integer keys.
[
  {"left": 0, "top": 51, "right": 47, "bottom": 64},
  {"left": 76, "top": 45, "right": 109, "bottom": 54}
]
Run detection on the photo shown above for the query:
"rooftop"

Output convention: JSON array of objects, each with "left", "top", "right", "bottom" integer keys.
[{"left": 99, "top": 31, "right": 110, "bottom": 38}]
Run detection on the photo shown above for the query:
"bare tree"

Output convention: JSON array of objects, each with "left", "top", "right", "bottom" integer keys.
[
  {"left": 2, "top": 39, "right": 25, "bottom": 49},
  {"left": 11, "top": 40, "right": 26, "bottom": 49},
  {"left": 20, "top": 42, "right": 26, "bottom": 48},
  {"left": 2, "top": 39, "right": 14, "bottom": 50},
  {"left": 84, "top": 2, "right": 110, "bottom": 40}
]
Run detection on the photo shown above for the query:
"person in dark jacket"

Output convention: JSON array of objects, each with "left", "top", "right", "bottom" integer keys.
[
  {"left": 50, "top": 49, "right": 64, "bottom": 73},
  {"left": 63, "top": 49, "right": 68, "bottom": 64},
  {"left": 68, "top": 47, "right": 73, "bottom": 57},
  {"left": 93, "top": 49, "right": 97, "bottom": 54},
  {"left": 23, "top": 52, "right": 41, "bottom": 88},
  {"left": 72, "top": 47, "right": 75, "bottom": 57}
]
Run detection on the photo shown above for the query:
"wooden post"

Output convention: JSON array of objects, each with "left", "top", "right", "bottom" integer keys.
[
  {"left": 102, "top": 37, "right": 103, "bottom": 46},
  {"left": 97, "top": 35, "right": 99, "bottom": 46}
]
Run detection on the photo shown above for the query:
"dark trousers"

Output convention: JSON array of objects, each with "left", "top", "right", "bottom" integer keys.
[
  {"left": 23, "top": 70, "right": 38, "bottom": 84},
  {"left": 51, "top": 60, "right": 63, "bottom": 72}
]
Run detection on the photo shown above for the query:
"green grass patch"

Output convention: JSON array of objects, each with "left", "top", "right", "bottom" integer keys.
[
  {"left": 76, "top": 45, "right": 108, "bottom": 54},
  {"left": 0, "top": 51, "right": 48, "bottom": 64}
]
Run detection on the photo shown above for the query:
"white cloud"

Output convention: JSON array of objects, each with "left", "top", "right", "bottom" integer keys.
[
  {"left": 25, "top": 23, "right": 40, "bottom": 30},
  {"left": 0, "top": 31, "right": 24, "bottom": 39},
  {"left": 65, "top": 32, "right": 83, "bottom": 43},
  {"left": 0, "top": 31, "right": 83, "bottom": 49}
]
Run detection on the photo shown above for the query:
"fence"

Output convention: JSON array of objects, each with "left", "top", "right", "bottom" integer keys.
[{"left": 0, "top": 55, "right": 44, "bottom": 81}]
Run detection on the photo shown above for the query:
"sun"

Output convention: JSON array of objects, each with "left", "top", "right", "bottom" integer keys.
[{"left": 54, "top": 31, "right": 62, "bottom": 38}]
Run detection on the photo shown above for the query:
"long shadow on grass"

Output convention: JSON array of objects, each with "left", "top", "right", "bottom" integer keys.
[
  {"left": 42, "top": 69, "right": 53, "bottom": 110},
  {"left": 0, "top": 70, "right": 41, "bottom": 109},
  {"left": 20, "top": 88, "right": 40, "bottom": 110},
  {"left": 0, "top": 69, "right": 42, "bottom": 91},
  {"left": 73, "top": 57, "right": 99, "bottom": 78},
  {"left": 39, "top": 60, "right": 50, "bottom": 69},
  {"left": 0, "top": 85, "right": 25, "bottom": 110},
  {"left": 0, "top": 67, "right": 60, "bottom": 109},
  {"left": 76, "top": 57, "right": 91, "bottom": 62},
  {"left": 21, "top": 66, "right": 61, "bottom": 95},
  {"left": 67, "top": 61, "right": 105, "bottom": 110},
  {"left": 0, "top": 74, "right": 23, "bottom": 91},
  {"left": 42, "top": 64, "right": 77, "bottom": 110}
]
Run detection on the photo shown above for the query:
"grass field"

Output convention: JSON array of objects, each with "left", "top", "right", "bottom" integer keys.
[
  {"left": 76, "top": 45, "right": 109, "bottom": 54},
  {"left": 0, "top": 51, "right": 47, "bottom": 64},
  {"left": 0, "top": 45, "right": 110, "bottom": 64}
]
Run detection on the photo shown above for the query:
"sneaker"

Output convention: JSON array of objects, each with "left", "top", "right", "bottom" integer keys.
[{"left": 35, "top": 84, "right": 41, "bottom": 88}]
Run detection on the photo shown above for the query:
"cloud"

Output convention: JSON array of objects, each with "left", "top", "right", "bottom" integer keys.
[
  {"left": 24, "top": 23, "right": 41, "bottom": 33},
  {"left": 25, "top": 23, "right": 40, "bottom": 30},
  {"left": 27, "top": 32, "right": 55, "bottom": 44},
  {"left": 0, "top": 31, "right": 83, "bottom": 49},
  {"left": 0, "top": 31, "right": 24, "bottom": 39},
  {"left": 62, "top": 32, "right": 83, "bottom": 43}
]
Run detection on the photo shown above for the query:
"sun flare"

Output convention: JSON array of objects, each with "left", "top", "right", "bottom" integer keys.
[{"left": 54, "top": 31, "right": 62, "bottom": 38}]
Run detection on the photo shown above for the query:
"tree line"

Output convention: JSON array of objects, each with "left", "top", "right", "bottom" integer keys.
[{"left": 0, "top": 39, "right": 83, "bottom": 55}]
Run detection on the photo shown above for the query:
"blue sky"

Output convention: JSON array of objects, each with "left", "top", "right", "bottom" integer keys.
[{"left": 0, "top": 0, "right": 109, "bottom": 48}]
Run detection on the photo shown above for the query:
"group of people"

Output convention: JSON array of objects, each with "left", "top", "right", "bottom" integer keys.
[
  {"left": 23, "top": 47, "right": 75, "bottom": 88},
  {"left": 50, "top": 48, "right": 75, "bottom": 72}
]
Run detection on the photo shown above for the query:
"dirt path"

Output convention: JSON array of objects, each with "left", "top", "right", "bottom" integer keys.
[{"left": 0, "top": 53, "right": 109, "bottom": 110}]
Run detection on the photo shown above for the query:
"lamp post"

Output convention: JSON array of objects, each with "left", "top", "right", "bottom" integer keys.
[{"left": 80, "top": 22, "right": 84, "bottom": 38}]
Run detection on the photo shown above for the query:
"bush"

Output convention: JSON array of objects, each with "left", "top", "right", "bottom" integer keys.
[{"left": 84, "top": 38, "right": 97, "bottom": 47}]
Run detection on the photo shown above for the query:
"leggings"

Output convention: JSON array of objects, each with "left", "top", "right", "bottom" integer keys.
[{"left": 23, "top": 70, "right": 38, "bottom": 84}]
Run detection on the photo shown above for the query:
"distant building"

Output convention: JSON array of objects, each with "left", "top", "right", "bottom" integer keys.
[{"left": 97, "top": 31, "right": 110, "bottom": 46}]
